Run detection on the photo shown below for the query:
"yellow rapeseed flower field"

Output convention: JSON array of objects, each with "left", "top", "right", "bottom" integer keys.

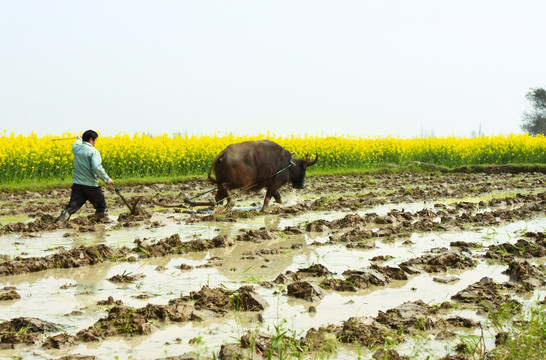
[{"left": 0, "top": 131, "right": 545, "bottom": 183}]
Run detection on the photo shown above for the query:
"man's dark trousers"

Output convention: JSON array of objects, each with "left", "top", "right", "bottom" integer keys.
[{"left": 63, "top": 183, "right": 107, "bottom": 217}]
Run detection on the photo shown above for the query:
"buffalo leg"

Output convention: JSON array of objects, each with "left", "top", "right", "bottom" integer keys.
[
  {"left": 217, "top": 183, "right": 235, "bottom": 209},
  {"left": 215, "top": 185, "right": 229, "bottom": 206},
  {"left": 273, "top": 191, "right": 282, "bottom": 204},
  {"left": 262, "top": 188, "right": 279, "bottom": 211},
  {"left": 261, "top": 196, "right": 271, "bottom": 211},
  {"left": 225, "top": 189, "right": 234, "bottom": 209}
]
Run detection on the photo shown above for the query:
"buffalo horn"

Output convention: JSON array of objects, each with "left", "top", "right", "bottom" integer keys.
[{"left": 304, "top": 153, "right": 318, "bottom": 168}]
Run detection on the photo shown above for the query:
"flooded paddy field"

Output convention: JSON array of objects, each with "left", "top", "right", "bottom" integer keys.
[{"left": 0, "top": 172, "right": 545, "bottom": 360}]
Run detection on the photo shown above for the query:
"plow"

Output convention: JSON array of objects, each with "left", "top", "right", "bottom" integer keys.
[
  {"left": 114, "top": 188, "right": 146, "bottom": 215},
  {"left": 114, "top": 186, "right": 218, "bottom": 213},
  {"left": 114, "top": 183, "right": 260, "bottom": 214}
]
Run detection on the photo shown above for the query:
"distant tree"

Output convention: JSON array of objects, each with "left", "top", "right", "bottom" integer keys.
[{"left": 521, "top": 87, "right": 546, "bottom": 136}]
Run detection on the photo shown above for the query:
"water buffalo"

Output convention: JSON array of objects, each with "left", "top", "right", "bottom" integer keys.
[{"left": 207, "top": 140, "right": 318, "bottom": 211}]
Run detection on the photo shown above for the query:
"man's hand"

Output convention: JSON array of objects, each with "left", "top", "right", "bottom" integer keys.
[{"left": 106, "top": 179, "right": 114, "bottom": 185}]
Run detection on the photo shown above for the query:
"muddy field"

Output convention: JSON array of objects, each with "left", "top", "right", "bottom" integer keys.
[{"left": 0, "top": 172, "right": 545, "bottom": 360}]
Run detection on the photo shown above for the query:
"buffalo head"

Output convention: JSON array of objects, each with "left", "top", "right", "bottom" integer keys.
[{"left": 289, "top": 153, "right": 318, "bottom": 189}]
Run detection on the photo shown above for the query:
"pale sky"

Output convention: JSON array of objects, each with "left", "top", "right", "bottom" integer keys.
[{"left": 1, "top": 1, "right": 545, "bottom": 138}]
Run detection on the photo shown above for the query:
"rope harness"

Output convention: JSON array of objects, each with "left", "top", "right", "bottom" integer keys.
[{"left": 117, "top": 160, "right": 296, "bottom": 209}]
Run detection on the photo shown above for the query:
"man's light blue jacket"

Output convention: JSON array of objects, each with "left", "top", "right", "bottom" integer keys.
[{"left": 72, "top": 139, "right": 110, "bottom": 187}]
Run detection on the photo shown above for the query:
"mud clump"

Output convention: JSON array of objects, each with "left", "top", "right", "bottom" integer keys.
[
  {"left": 57, "top": 355, "right": 96, "bottom": 360},
  {"left": 0, "top": 212, "right": 121, "bottom": 234},
  {"left": 451, "top": 277, "right": 498, "bottom": 305},
  {"left": 0, "top": 232, "right": 233, "bottom": 277},
  {"left": 373, "top": 349, "right": 409, "bottom": 360},
  {"left": 305, "top": 220, "right": 331, "bottom": 233},
  {"left": 0, "top": 244, "right": 131, "bottom": 276},
  {"left": 134, "top": 234, "right": 233, "bottom": 258},
  {"left": 297, "top": 263, "right": 333, "bottom": 277},
  {"left": 320, "top": 267, "right": 395, "bottom": 292},
  {"left": 371, "top": 264, "right": 409, "bottom": 280},
  {"left": 451, "top": 277, "right": 521, "bottom": 313},
  {"left": 320, "top": 278, "right": 359, "bottom": 292},
  {"left": 97, "top": 296, "right": 123, "bottom": 306},
  {"left": 254, "top": 247, "right": 284, "bottom": 257},
  {"left": 0, "top": 214, "right": 60, "bottom": 234},
  {"left": 502, "top": 260, "right": 546, "bottom": 291},
  {"left": 375, "top": 300, "right": 437, "bottom": 333},
  {"left": 433, "top": 276, "right": 460, "bottom": 284},
  {"left": 182, "top": 285, "right": 233, "bottom": 314},
  {"left": 218, "top": 343, "right": 248, "bottom": 360},
  {"left": 219, "top": 330, "right": 300, "bottom": 360},
  {"left": 400, "top": 249, "right": 476, "bottom": 273},
  {"left": 444, "top": 316, "right": 479, "bottom": 328},
  {"left": 338, "top": 317, "right": 391, "bottom": 347},
  {"left": 236, "top": 286, "right": 269, "bottom": 311},
  {"left": 287, "top": 281, "right": 325, "bottom": 302},
  {"left": 138, "top": 302, "right": 194, "bottom": 323},
  {"left": 76, "top": 299, "right": 194, "bottom": 342},
  {"left": 108, "top": 271, "right": 145, "bottom": 284},
  {"left": 343, "top": 268, "right": 390, "bottom": 287},
  {"left": 117, "top": 210, "right": 151, "bottom": 221},
  {"left": 306, "top": 214, "right": 363, "bottom": 232},
  {"left": 261, "top": 270, "right": 301, "bottom": 287},
  {"left": 280, "top": 226, "right": 304, "bottom": 235},
  {"left": 240, "top": 331, "right": 274, "bottom": 357},
  {"left": 450, "top": 241, "right": 479, "bottom": 249},
  {"left": 76, "top": 305, "right": 152, "bottom": 341},
  {"left": 114, "top": 206, "right": 153, "bottom": 228},
  {"left": 346, "top": 239, "right": 377, "bottom": 249},
  {"left": 525, "top": 231, "right": 545, "bottom": 241},
  {"left": 0, "top": 317, "right": 61, "bottom": 348},
  {"left": 133, "top": 234, "right": 188, "bottom": 257},
  {"left": 42, "top": 333, "right": 78, "bottom": 349},
  {"left": 236, "top": 229, "right": 278, "bottom": 242},
  {"left": 178, "top": 263, "right": 194, "bottom": 270},
  {"left": 485, "top": 238, "right": 546, "bottom": 261},
  {"left": 0, "top": 287, "right": 20, "bottom": 301},
  {"left": 302, "top": 325, "right": 342, "bottom": 351},
  {"left": 334, "top": 226, "right": 375, "bottom": 244}
]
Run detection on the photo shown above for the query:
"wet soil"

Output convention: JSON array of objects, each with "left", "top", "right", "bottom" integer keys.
[{"left": 0, "top": 172, "right": 545, "bottom": 359}]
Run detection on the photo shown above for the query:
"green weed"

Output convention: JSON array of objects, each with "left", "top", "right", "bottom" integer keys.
[{"left": 489, "top": 304, "right": 546, "bottom": 359}]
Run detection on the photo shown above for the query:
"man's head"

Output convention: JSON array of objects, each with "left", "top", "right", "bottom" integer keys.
[{"left": 82, "top": 130, "right": 99, "bottom": 145}]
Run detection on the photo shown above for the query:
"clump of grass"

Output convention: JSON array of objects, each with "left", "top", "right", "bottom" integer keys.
[
  {"left": 489, "top": 305, "right": 546, "bottom": 359},
  {"left": 453, "top": 333, "right": 485, "bottom": 358},
  {"left": 267, "top": 318, "right": 306, "bottom": 359}
]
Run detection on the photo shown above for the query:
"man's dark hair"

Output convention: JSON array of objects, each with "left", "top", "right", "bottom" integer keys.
[{"left": 82, "top": 130, "right": 99, "bottom": 142}]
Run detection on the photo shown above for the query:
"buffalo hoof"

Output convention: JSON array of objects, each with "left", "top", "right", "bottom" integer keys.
[
  {"left": 261, "top": 206, "right": 275, "bottom": 214},
  {"left": 213, "top": 203, "right": 233, "bottom": 214},
  {"left": 212, "top": 205, "right": 227, "bottom": 215}
]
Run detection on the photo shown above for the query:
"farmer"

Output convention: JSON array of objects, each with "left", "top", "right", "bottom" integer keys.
[{"left": 57, "top": 130, "right": 114, "bottom": 222}]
